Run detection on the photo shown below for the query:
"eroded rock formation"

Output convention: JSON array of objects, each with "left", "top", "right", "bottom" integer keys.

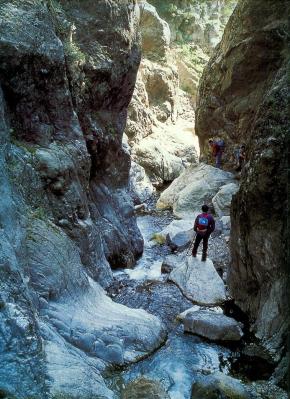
[
  {"left": 196, "top": 0, "right": 289, "bottom": 380},
  {"left": 0, "top": 1, "right": 166, "bottom": 397}
]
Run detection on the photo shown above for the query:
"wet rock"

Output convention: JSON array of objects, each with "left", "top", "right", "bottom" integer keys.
[
  {"left": 157, "top": 164, "right": 234, "bottom": 218},
  {"left": 180, "top": 310, "right": 243, "bottom": 341},
  {"left": 169, "top": 256, "right": 226, "bottom": 305},
  {"left": 161, "top": 254, "right": 184, "bottom": 274},
  {"left": 212, "top": 183, "right": 239, "bottom": 217},
  {"left": 191, "top": 372, "right": 251, "bottom": 399},
  {"left": 122, "top": 377, "right": 170, "bottom": 399},
  {"left": 108, "top": 279, "right": 193, "bottom": 331}
]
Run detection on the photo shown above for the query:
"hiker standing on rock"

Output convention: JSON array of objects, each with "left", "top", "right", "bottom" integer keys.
[
  {"left": 208, "top": 138, "right": 224, "bottom": 169},
  {"left": 192, "top": 204, "right": 215, "bottom": 262}
]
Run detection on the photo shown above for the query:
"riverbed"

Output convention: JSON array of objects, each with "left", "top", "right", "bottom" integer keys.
[{"left": 106, "top": 208, "right": 236, "bottom": 398}]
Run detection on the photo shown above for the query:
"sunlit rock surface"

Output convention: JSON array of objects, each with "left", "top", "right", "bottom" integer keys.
[{"left": 157, "top": 164, "right": 234, "bottom": 218}]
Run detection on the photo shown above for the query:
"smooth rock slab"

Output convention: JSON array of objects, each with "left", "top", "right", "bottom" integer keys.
[
  {"left": 180, "top": 310, "right": 243, "bottom": 341},
  {"left": 169, "top": 256, "right": 226, "bottom": 305},
  {"left": 191, "top": 372, "right": 251, "bottom": 399}
]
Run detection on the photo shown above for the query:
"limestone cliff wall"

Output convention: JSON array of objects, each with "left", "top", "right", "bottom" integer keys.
[
  {"left": 196, "top": 0, "right": 289, "bottom": 370},
  {"left": 0, "top": 1, "right": 166, "bottom": 397}
]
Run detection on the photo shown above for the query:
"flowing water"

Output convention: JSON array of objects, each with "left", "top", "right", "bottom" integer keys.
[{"left": 106, "top": 211, "right": 233, "bottom": 398}]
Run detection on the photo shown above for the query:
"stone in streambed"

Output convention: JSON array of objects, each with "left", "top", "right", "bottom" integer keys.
[
  {"left": 180, "top": 309, "right": 243, "bottom": 341},
  {"left": 161, "top": 254, "right": 184, "bottom": 273},
  {"left": 157, "top": 219, "right": 195, "bottom": 252},
  {"left": 169, "top": 256, "right": 226, "bottom": 305},
  {"left": 191, "top": 372, "right": 251, "bottom": 399},
  {"left": 122, "top": 377, "right": 170, "bottom": 399}
]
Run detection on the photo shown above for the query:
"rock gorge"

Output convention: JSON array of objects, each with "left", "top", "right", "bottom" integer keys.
[{"left": 0, "top": 0, "right": 289, "bottom": 398}]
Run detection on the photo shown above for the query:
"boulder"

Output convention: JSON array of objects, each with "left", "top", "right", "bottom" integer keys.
[
  {"left": 157, "top": 219, "right": 195, "bottom": 251},
  {"left": 161, "top": 254, "right": 184, "bottom": 274},
  {"left": 134, "top": 138, "right": 185, "bottom": 182},
  {"left": 140, "top": 2, "right": 170, "bottom": 63},
  {"left": 212, "top": 183, "right": 239, "bottom": 217},
  {"left": 157, "top": 164, "right": 234, "bottom": 218},
  {"left": 180, "top": 309, "right": 243, "bottom": 341},
  {"left": 133, "top": 115, "right": 198, "bottom": 182},
  {"left": 122, "top": 377, "right": 170, "bottom": 399},
  {"left": 129, "top": 161, "right": 155, "bottom": 204},
  {"left": 169, "top": 256, "right": 226, "bottom": 305},
  {"left": 191, "top": 372, "right": 251, "bottom": 399}
]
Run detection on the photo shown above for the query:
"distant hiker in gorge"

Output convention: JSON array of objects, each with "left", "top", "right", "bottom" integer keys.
[
  {"left": 235, "top": 144, "right": 246, "bottom": 172},
  {"left": 192, "top": 204, "right": 215, "bottom": 262},
  {"left": 208, "top": 138, "right": 225, "bottom": 169}
]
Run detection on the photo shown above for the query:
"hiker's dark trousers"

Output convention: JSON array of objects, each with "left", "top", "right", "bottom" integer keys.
[{"left": 192, "top": 233, "right": 209, "bottom": 256}]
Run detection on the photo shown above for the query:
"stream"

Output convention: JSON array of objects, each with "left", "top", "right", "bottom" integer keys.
[{"left": 106, "top": 207, "right": 239, "bottom": 398}]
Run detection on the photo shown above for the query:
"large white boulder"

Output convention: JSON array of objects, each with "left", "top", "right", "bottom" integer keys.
[
  {"left": 169, "top": 256, "right": 226, "bottom": 305},
  {"left": 134, "top": 138, "right": 184, "bottom": 182},
  {"left": 212, "top": 182, "right": 239, "bottom": 217},
  {"left": 157, "top": 163, "right": 234, "bottom": 218}
]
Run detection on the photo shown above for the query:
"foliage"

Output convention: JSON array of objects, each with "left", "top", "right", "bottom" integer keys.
[
  {"left": 151, "top": 233, "right": 166, "bottom": 245},
  {"left": 63, "top": 40, "right": 86, "bottom": 64}
]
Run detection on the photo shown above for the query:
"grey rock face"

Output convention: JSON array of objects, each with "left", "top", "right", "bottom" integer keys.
[
  {"left": 169, "top": 257, "right": 226, "bottom": 305},
  {"left": 196, "top": 0, "right": 289, "bottom": 363},
  {"left": 0, "top": 1, "right": 166, "bottom": 397},
  {"left": 180, "top": 310, "right": 243, "bottom": 341}
]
